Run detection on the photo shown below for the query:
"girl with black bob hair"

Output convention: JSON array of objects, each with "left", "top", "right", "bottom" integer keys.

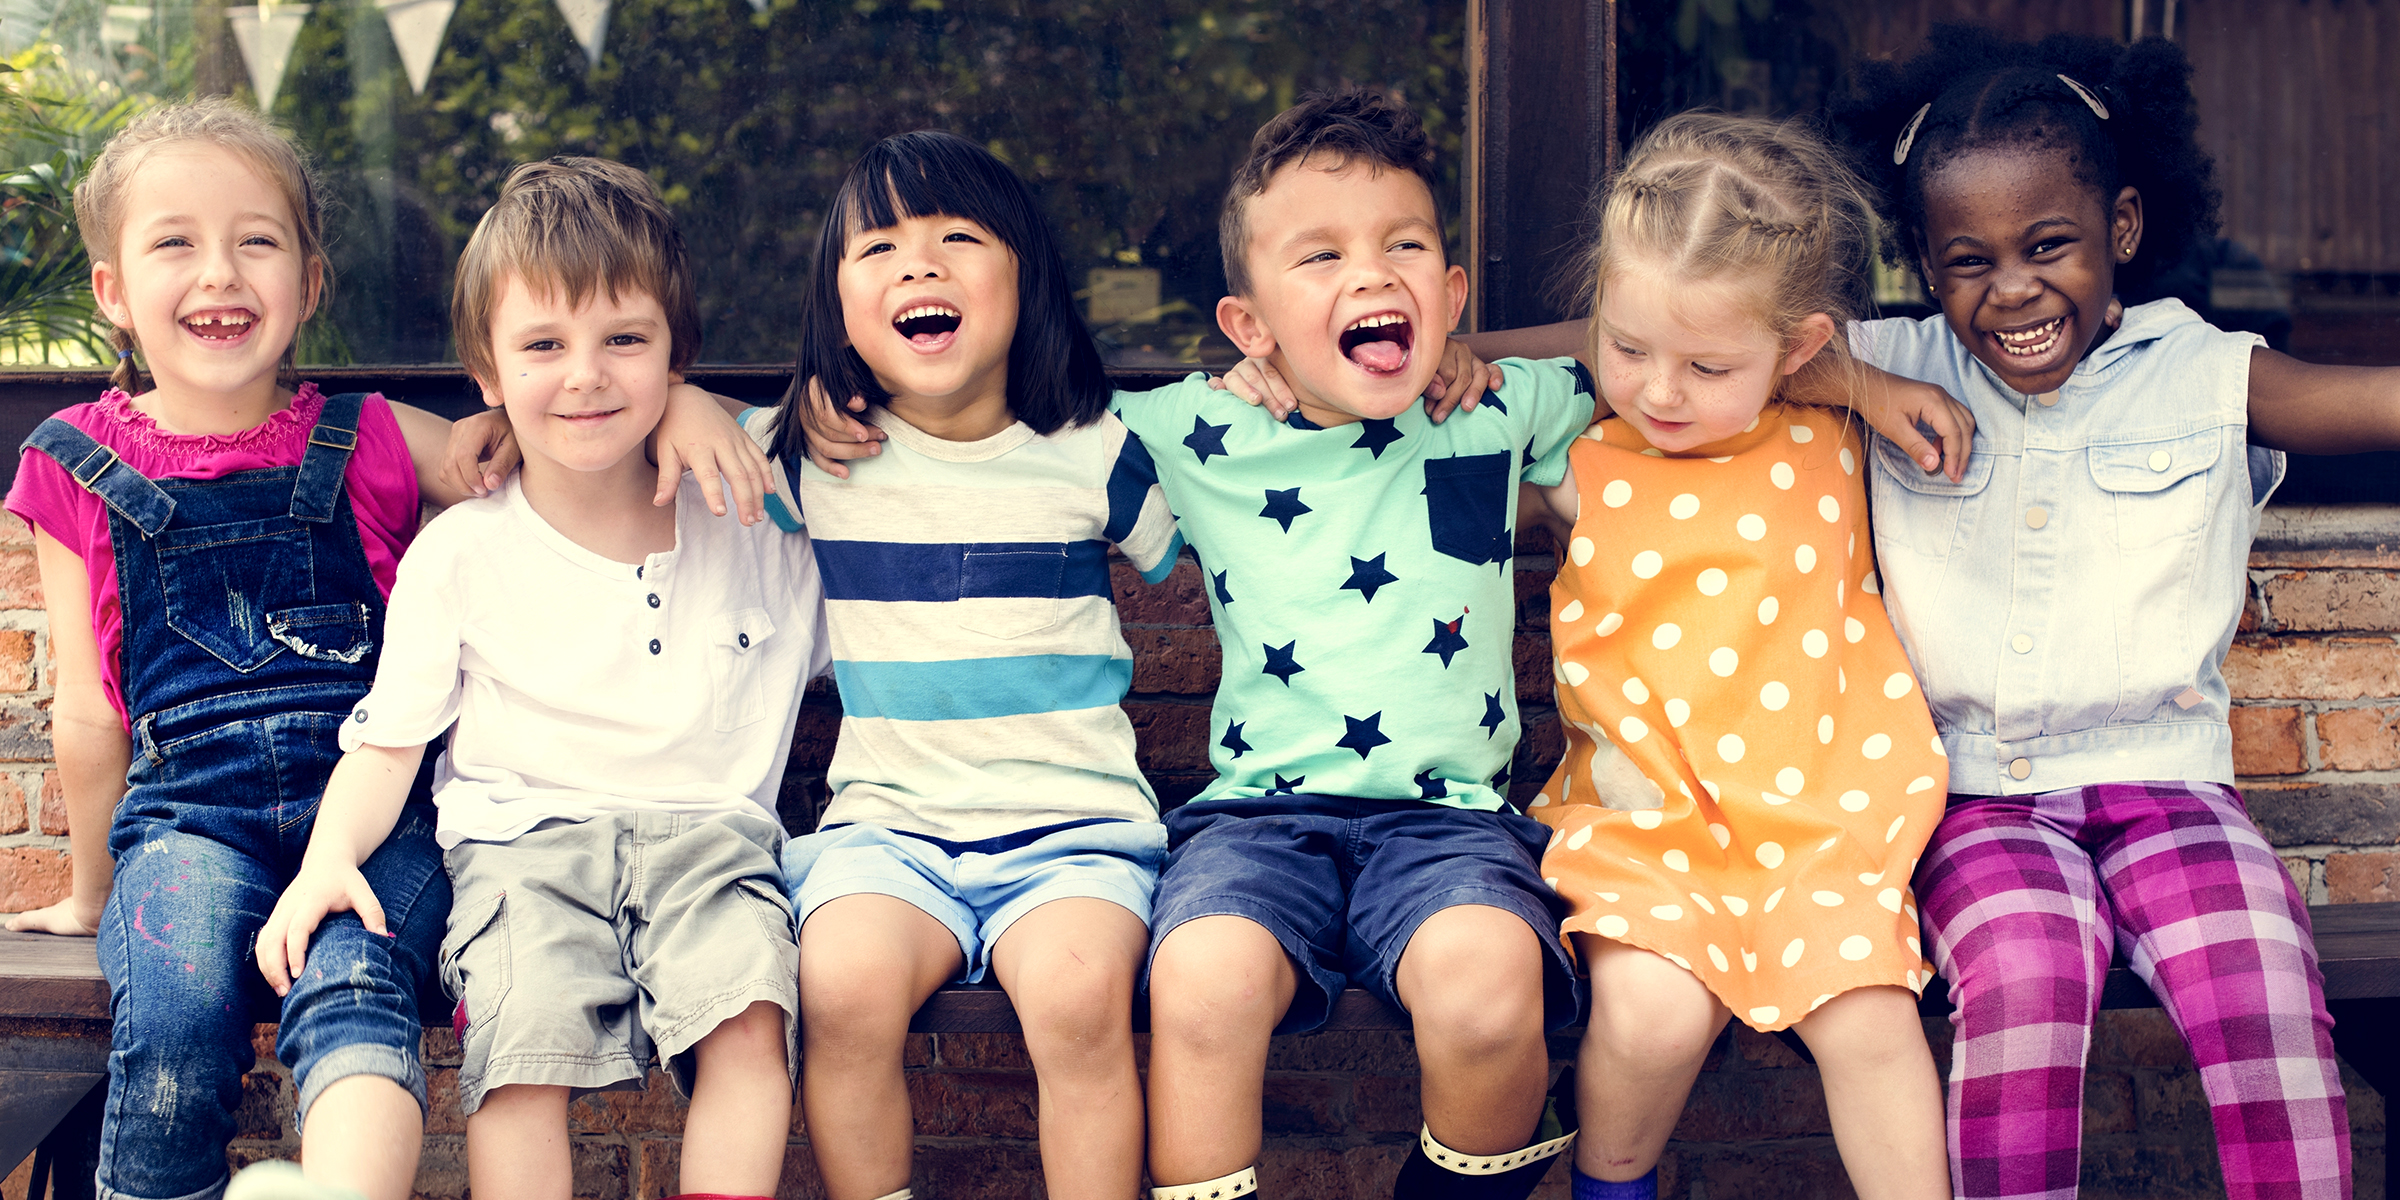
[
  {"left": 768, "top": 128, "right": 1108, "bottom": 467},
  {"left": 1825, "top": 24, "right": 2400, "bottom": 1200}
]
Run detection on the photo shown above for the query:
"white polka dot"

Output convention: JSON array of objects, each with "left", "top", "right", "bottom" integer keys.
[
  {"left": 1801, "top": 629, "right": 1829, "bottom": 658},
  {"left": 1930, "top": 736, "right": 1947, "bottom": 758},
  {"left": 1812, "top": 890, "right": 1846, "bottom": 907},
  {"left": 1598, "top": 892, "right": 1620, "bottom": 902},
  {"left": 1795, "top": 544, "right": 1818, "bottom": 573},
  {"left": 1788, "top": 424, "right": 1814, "bottom": 444},
  {"left": 1696, "top": 568, "right": 1728, "bottom": 596},
  {"left": 1601, "top": 479, "right": 1633, "bottom": 508},
  {"left": 1629, "top": 809, "right": 1663, "bottom": 830},
  {"left": 1757, "top": 596, "right": 1779, "bottom": 625},
  {"left": 1559, "top": 599, "right": 1585, "bottom": 623},
  {"left": 1839, "top": 790, "right": 1870, "bottom": 812},
  {"left": 1906, "top": 969, "right": 1921, "bottom": 991},
  {"left": 1708, "top": 944, "right": 1731, "bottom": 972},
  {"left": 1663, "top": 849, "right": 1689, "bottom": 872},
  {"left": 1669, "top": 493, "right": 1701, "bottom": 520},
  {"left": 1709, "top": 647, "right": 1739, "bottom": 677},
  {"left": 1618, "top": 716, "right": 1648, "bottom": 744},
  {"left": 1641, "top": 449, "right": 1665, "bottom": 458},
  {"left": 1700, "top": 779, "right": 1722, "bottom": 801},
  {"left": 1907, "top": 776, "right": 1937, "bottom": 794},
  {"left": 1846, "top": 617, "right": 1867, "bottom": 643},
  {"left": 1759, "top": 681, "right": 1790, "bottom": 711},
  {"left": 1596, "top": 613, "right": 1624, "bottom": 637},
  {"left": 1596, "top": 914, "right": 1630, "bottom": 938},
  {"left": 1885, "top": 815, "right": 1907, "bottom": 844},
  {"left": 1776, "top": 767, "right": 1805, "bottom": 795},
  {"left": 1677, "top": 780, "right": 1692, "bottom": 798},
  {"left": 1769, "top": 461, "right": 1796, "bottom": 490},
  {"left": 1708, "top": 823, "right": 1731, "bottom": 848},
  {"left": 1662, "top": 952, "right": 1692, "bottom": 970},
  {"left": 1782, "top": 939, "right": 1806, "bottom": 967},
  {"left": 1717, "top": 733, "right": 1746, "bottom": 763},
  {"left": 1708, "top": 455, "right": 1732, "bottom": 464},
  {"left": 1862, "top": 571, "right": 1881, "bottom": 595},
  {"left": 1534, "top": 792, "right": 1552, "bottom": 808},
  {"left": 1840, "top": 936, "right": 1874, "bottom": 961},
  {"left": 1562, "top": 661, "right": 1590, "bottom": 687},
  {"left": 1884, "top": 673, "right": 1914, "bottom": 699},
  {"left": 1745, "top": 416, "right": 1760, "bottom": 432},
  {"left": 1737, "top": 514, "right": 1767, "bottom": 541},
  {"left": 1862, "top": 733, "right": 1893, "bottom": 760},
  {"left": 1755, "top": 841, "right": 1784, "bottom": 869},
  {"left": 1818, "top": 715, "right": 1835, "bottom": 744},
  {"left": 1820, "top": 836, "right": 1839, "bottom": 851},
  {"left": 1764, "top": 887, "right": 1785, "bottom": 912},
  {"left": 1818, "top": 495, "right": 1841, "bottom": 522},
  {"left": 1840, "top": 447, "right": 1856, "bottom": 475},
  {"left": 1569, "top": 536, "right": 1595, "bottom": 566},
  {"left": 1879, "top": 888, "right": 1904, "bottom": 912},
  {"left": 1545, "top": 876, "right": 1558, "bottom": 888},
  {"left": 1762, "top": 790, "right": 1795, "bottom": 806},
  {"left": 1566, "top": 825, "right": 1593, "bottom": 850},
  {"left": 1650, "top": 904, "right": 1684, "bottom": 921},
  {"left": 1750, "top": 1005, "right": 1781, "bottom": 1025},
  {"left": 1838, "top": 668, "right": 1847, "bottom": 693},
  {"left": 1664, "top": 698, "right": 1691, "bottom": 727},
  {"left": 1907, "top": 935, "right": 1921, "bottom": 956},
  {"left": 1812, "top": 993, "right": 1835, "bottom": 1013},
  {"left": 1723, "top": 895, "right": 1749, "bottom": 916},
  {"left": 1837, "top": 580, "right": 1846, "bottom": 606},
  {"left": 1630, "top": 550, "right": 1663, "bottom": 579},
  {"left": 1653, "top": 623, "right": 1682, "bottom": 649},
  {"left": 1622, "top": 677, "right": 1650, "bottom": 704}
]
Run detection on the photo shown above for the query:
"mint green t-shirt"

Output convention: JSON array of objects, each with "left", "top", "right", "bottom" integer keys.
[{"left": 1114, "top": 357, "right": 1595, "bottom": 811}]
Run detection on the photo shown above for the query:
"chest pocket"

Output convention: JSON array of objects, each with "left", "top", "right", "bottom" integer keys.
[
  {"left": 2088, "top": 430, "right": 2220, "bottom": 551},
  {"left": 1423, "top": 451, "right": 1514, "bottom": 566},
  {"left": 956, "top": 543, "right": 1065, "bottom": 640},
  {"left": 709, "top": 608, "right": 777, "bottom": 731},
  {"left": 154, "top": 516, "right": 367, "bottom": 672},
  {"left": 1870, "top": 434, "right": 1994, "bottom": 558}
]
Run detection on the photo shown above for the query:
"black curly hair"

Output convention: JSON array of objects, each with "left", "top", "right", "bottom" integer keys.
[{"left": 1831, "top": 24, "right": 2221, "bottom": 297}]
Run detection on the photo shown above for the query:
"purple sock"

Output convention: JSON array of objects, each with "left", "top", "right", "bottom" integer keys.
[{"left": 1571, "top": 1167, "right": 1656, "bottom": 1200}]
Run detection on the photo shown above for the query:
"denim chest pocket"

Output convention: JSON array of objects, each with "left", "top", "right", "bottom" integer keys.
[
  {"left": 153, "top": 516, "right": 359, "bottom": 672},
  {"left": 709, "top": 608, "right": 778, "bottom": 731},
  {"left": 957, "top": 543, "right": 1065, "bottom": 639},
  {"left": 2088, "top": 430, "right": 2220, "bottom": 550},
  {"left": 1423, "top": 451, "right": 1514, "bottom": 565},
  {"left": 1870, "top": 434, "right": 1994, "bottom": 557}
]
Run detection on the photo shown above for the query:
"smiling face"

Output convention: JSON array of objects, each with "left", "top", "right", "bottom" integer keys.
[
  {"left": 479, "top": 273, "right": 673, "bottom": 481},
  {"left": 1216, "top": 158, "right": 1467, "bottom": 427},
  {"left": 1916, "top": 145, "right": 2140, "bottom": 396},
  {"left": 834, "top": 210, "right": 1020, "bottom": 436},
  {"left": 90, "top": 142, "right": 319, "bottom": 408},
  {"left": 1594, "top": 260, "right": 1833, "bottom": 454}
]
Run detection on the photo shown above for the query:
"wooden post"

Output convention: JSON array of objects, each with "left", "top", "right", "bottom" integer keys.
[
  {"left": 1466, "top": 0, "right": 1616, "bottom": 332},
  {"left": 193, "top": 0, "right": 234, "bottom": 97}
]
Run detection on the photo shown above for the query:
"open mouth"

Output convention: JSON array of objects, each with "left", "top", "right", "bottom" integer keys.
[
  {"left": 181, "top": 309, "right": 256, "bottom": 343},
  {"left": 1991, "top": 315, "right": 2067, "bottom": 359},
  {"left": 894, "top": 303, "right": 962, "bottom": 349},
  {"left": 1339, "top": 312, "right": 1412, "bottom": 375}
]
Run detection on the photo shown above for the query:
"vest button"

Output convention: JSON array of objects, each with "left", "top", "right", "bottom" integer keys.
[
  {"left": 2025, "top": 507, "right": 2049, "bottom": 529},
  {"left": 2036, "top": 392, "right": 2060, "bottom": 407},
  {"left": 2148, "top": 450, "right": 2172, "bottom": 472},
  {"left": 2011, "top": 634, "right": 2034, "bottom": 654},
  {"left": 2009, "top": 757, "right": 2032, "bottom": 780}
]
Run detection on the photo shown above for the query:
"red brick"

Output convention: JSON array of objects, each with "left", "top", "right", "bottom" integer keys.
[
  {"left": 1685, "top": 1142, "right": 1851, "bottom": 1200},
  {"left": 2229, "top": 705, "right": 2306, "bottom": 775},
  {"left": 910, "top": 1143, "right": 1047, "bottom": 1199},
  {"left": 2283, "top": 854, "right": 2314, "bottom": 900},
  {"left": 1261, "top": 1030, "right": 1418, "bottom": 1072},
  {"left": 0, "top": 515, "right": 29, "bottom": 548},
  {"left": 1516, "top": 562, "right": 1560, "bottom": 630},
  {"left": 2083, "top": 1071, "right": 2138, "bottom": 1134},
  {"left": 0, "top": 700, "right": 52, "bottom": 762},
  {"left": 1512, "top": 713, "right": 1564, "bottom": 808},
  {"left": 1350, "top": 1073, "right": 1423, "bottom": 1132},
  {"left": 1258, "top": 1073, "right": 1346, "bottom": 1135},
  {"left": 1732, "top": 1025, "right": 1811, "bottom": 1069},
  {"left": 2326, "top": 850, "right": 2400, "bottom": 905},
  {"left": 2134, "top": 1066, "right": 2211, "bottom": 1137},
  {"left": 2317, "top": 705, "right": 2400, "bottom": 772},
  {"left": 1127, "top": 700, "right": 1211, "bottom": 771},
  {"left": 1676, "top": 1065, "right": 1832, "bottom": 1139},
  {"left": 569, "top": 1070, "right": 686, "bottom": 1134},
  {"left": 0, "top": 631, "right": 33, "bottom": 692},
  {"left": 565, "top": 1141, "right": 632, "bottom": 1200},
  {"left": 0, "top": 846, "right": 70, "bottom": 910},
  {"left": 37, "top": 769, "right": 66, "bottom": 835},
  {"left": 1514, "top": 630, "right": 1556, "bottom": 703},
  {"left": 1113, "top": 557, "right": 1210, "bottom": 626},
  {"left": 786, "top": 700, "right": 842, "bottom": 769},
  {"left": 2089, "top": 1009, "right": 2194, "bottom": 1069},
  {"left": 928, "top": 1031, "right": 1031, "bottom": 1070},
  {"left": 2240, "top": 586, "right": 2264, "bottom": 634},
  {"left": 408, "top": 1136, "right": 470, "bottom": 1200},
  {"left": 902, "top": 1032, "right": 938, "bottom": 1068},
  {"left": 770, "top": 1145, "right": 831, "bottom": 1200},
  {"left": 0, "top": 773, "right": 24, "bottom": 835},
  {"left": 419, "top": 1027, "right": 463, "bottom": 1067},
  {"left": 0, "top": 548, "right": 39, "bottom": 609},
  {"left": 1125, "top": 627, "right": 1221, "bottom": 694},
  {"left": 1257, "top": 1145, "right": 1413, "bottom": 1197},
  {"left": 2261, "top": 569, "right": 2400, "bottom": 633},
  {"left": 2224, "top": 637, "right": 2400, "bottom": 701},
  {"left": 5, "top": 1150, "right": 36, "bottom": 1200},
  {"left": 422, "top": 1067, "right": 467, "bottom": 1135},
  {"left": 231, "top": 1070, "right": 290, "bottom": 1140},
  {"left": 906, "top": 1069, "right": 1039, "bottom": 1138}
]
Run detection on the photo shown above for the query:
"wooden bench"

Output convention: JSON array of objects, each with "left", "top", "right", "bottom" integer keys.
[{"left": 9, "top": 910, "right": 2400, "bottom": 1189}]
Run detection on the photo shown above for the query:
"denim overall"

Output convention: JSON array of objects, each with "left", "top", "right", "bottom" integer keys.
[{"left": 24, "top": 394, "right": 449, "bottom": 1200}]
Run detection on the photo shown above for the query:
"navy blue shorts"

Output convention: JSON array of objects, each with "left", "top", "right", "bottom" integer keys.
[{"left": 1147, "top": 794, "right": 1583, "bottom": 1034}]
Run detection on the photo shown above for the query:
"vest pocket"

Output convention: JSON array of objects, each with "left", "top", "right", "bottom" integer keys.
[
  {"left": 154, "top": 517, "right": 315, "bottom": 672},
  {"left": 2088, "top": 430, "right": 2220, "bottom": 551}
]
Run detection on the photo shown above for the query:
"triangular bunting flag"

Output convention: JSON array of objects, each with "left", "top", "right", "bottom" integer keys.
[
  {"left": 226, "top": 4, "right": 310, "bottom": 111},
  {"left": 101, "top": 5, "right": 154, "bottom": 49},
  {"left": 378, "top": 0, "right": 456, "bottom": 95},
  {"left": 745, "top": 0, "right": 767, "bottom": 12},
  {"left": 554, "top": 0, "right": 609, "bottom": 67}
]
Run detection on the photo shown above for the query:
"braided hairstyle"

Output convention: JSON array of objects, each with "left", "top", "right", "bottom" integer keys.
[
  {"left": 1832, "top": 24, "right": 2220, "bottom": 296},
  {"left": 1586, "top": 111, "right": 1879, "bottom": 395}
]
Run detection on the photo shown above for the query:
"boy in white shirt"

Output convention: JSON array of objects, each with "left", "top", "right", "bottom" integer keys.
[{"left": 253, "top": 157, "right": 827, "bottom": 1200}]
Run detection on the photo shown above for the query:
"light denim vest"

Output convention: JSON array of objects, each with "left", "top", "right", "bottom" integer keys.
[{"left": 1852, "top": 299, "right": 2283, "bottom": 795}]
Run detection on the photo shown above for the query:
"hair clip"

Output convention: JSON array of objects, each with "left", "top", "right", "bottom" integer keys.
[
  {"left": 1892, "top": 103, "right": 1932, "bottom": 165},
  {"left": 116, "top": 348, "right": 132, "bottom": 360},
  {"left": 2057, "top": 74, "right": 2110, "bottom": 120}
]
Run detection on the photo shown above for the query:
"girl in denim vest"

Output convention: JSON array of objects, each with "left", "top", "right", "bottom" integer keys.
[{"left": 1833, "top": 27, "right": 2400, "bottom": 1200}]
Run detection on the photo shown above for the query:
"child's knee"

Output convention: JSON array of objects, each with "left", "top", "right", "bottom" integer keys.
[{"left": 700, "top": 1000, "right": 789, "bottom": 1057}]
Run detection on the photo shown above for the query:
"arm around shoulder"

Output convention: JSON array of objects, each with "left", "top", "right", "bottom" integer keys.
[{"left": 2245, "top": 349, "right": 2400, "bottom": 455}]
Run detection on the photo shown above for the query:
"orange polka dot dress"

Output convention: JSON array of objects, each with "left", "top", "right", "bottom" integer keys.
[{"left": 1531, "top": 405, "right": 1946, "bottom": 1032}]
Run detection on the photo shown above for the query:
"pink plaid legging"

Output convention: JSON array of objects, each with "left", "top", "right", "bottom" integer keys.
[{"left": 1918, "top": 780, "right": 2350, "bottom": 1200}]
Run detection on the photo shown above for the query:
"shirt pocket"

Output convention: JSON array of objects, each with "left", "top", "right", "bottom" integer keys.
[
  {"left": 956, "top": 543, "right": 1065, "bottom": 640},
  {"left": 709, "top": 608, "right": 777, "bottom": 731},
  {"left": 2087, "top": 430, "right": 2220, "bottom": 551},
  {"left": 153, "top": 516, "right": 317, "bottom": 672},
  {"left": 1423, "top": 451, "right": 1514, "bottom": 565},
  {"left": 1869, "top": 434, "right": 1994, "bottom": 558}
]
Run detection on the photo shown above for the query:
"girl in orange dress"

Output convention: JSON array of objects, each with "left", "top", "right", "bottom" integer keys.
[{"left": 1519, "top": 114, "right": 1952, "bottom": 1200}]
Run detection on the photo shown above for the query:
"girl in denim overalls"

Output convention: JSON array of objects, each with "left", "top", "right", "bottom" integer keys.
[{"left": 5, "top": 100, "right": 480, "bottom": 1200}]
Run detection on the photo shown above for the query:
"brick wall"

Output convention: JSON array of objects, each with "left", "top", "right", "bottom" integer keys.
[{"left": 3, "top": 506, "right": 2395, "bottom": 1199}]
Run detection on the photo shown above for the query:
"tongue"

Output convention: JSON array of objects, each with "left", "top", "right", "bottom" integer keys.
[
  {"left": 1350, "top": 339, "right": 1406, "bottom": 373},
  {"left": 912, "top": 331, "right": 948, "bottom": 346}
]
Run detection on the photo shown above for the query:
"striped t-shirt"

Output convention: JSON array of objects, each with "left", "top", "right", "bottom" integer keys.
[{"left": 744, "top": 404, "right": 1182, "bottom": 842}]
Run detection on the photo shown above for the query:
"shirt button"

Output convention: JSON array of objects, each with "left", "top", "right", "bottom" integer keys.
[
  {"left": 647, "top": 593, "right": 660, "bottom": 608},
  {"left": 2025, "top": 506, "right": 2049, "bottom": 529},
  {"left": 2009, "top": 757, "right": 2032, "bottom": 780},
  {"left": 2011, "top": 634, "right": 2034, "bottom": 654},
  {"left": 353, "top": 709, "right": 368, "bottom": 723},
  {"left": 2036, "top": 392, "right": 2060, "bottom": 407},
  {"left": 2148, "top": 450, "right": 2172, "bottom": 472},
  {"left": 737, "top": 632, "right": 750, "bottom": 649},
  {"left": 648, "top": 639, "right": 661, "bottom": 655}
]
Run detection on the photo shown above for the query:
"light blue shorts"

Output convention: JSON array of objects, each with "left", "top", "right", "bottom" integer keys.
[{"left": 782, "top": 819, "right": 1167, "bottom": 982}]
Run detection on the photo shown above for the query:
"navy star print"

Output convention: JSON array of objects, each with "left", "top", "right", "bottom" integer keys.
[
  {"left": 1260, "top": 487, "right": 1311, "bottom": 532},
  {"left": 1422, "top": 613, "right": 1469, "bottom": 668},
  {"left": 1341, "top": 554, "right": 1398, "bottom": 603},
  {"left": 1490, "top": 763, "right": 1511, "bottom": 792},
  {"left": 1350, "top": 418, "right": 1404, "bottom": 458},
  {"left": 1337, "top": 712, "right": 1391, "bottom": 759},
  {"left": 1261, "top": 640, "right": 1304, "bottom": 685},
  {"left": 1267, "top": 774, "right": 1307, "bottom": 795},
  {"left": 1479, "top": 690, "right": 1506, "bottom": 738},
  {"left": 1212, "top": 569, "right": 1234, "bottom": 606},
  {"left": 1219, "top": 721, "right": 1253, "bottom": 758},
  {"left": 1413, "top": 769, "right": 1449, "bottom": 800},
  {"left": 1184, "top": 416, "right": 1232, "bottom": 464}
]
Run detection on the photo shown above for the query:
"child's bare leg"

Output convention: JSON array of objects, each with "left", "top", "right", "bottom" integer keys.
[
  {"left": 298, "top": 1076, "right": 422, "bottom": 1200},
  {"left": 682, "top": 999, "right": 794, "bottom": 1194},
  {"left": 798, "top": 893, "right": 964, "bottom": 1200},
  {"left": 1789, "top": 986, "right": 1949, "bottom": 1200},
  {"left": 467, "top": 1083, "right": 570, "bottom": 1200},
  {"left": 1571, "top": 934, "right": 1731, "bottom": 1181},
  {"left": 987, "top": 898, "right": 1147, "bottom": 1200},
  {"left": 1145, "top": 915, "right": 1297, "bottom": 1185},
  {"left": 1394, "top": 904, "right": 1550, "bottom": 1154}
]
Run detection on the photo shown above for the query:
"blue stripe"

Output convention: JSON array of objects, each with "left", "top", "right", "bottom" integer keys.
[
  {"left": 814, "top": 539, "right": 1111, "bottom": 603},
  {"left": 1104, "top": 430, "right": 1162, "bottom": 546},
  {"left": 834, "top": 655, "right": 1133, "bottom": 722},
  {"left": 1139, "top": 531, "right": 1185, "bottom": 584}
]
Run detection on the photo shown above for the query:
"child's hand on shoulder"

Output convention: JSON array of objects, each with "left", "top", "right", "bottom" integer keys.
[
  {"left": 256, "top": 859, "right": 389, "bottom": 997},
  {"left": 795, "top": 377, "right": 885, "bottom": 479},
  {"left": 1857, "top": 376, "right": 1978, "bottom": 481},
  {"left": 1207, "top": 339, "right": 1500, "bottom": 422},
  {"left": 4, "top": 895, "right": 102, "bottom": 937},
  {"left": 656, "top": 383, "right": 774, "bottom": 523},
  {"left": 1209, "top": 355, "right": 1301, "bottom": 418},
  {"left": 440, "top": 409, "right": 515, "bottom": 500}
]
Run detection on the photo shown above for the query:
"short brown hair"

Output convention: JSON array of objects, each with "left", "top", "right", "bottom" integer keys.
[
  {"left": 451, "top": 157, "right": 699, "bottom": 383},
  {"left": 1219, "top": 87, "right": 1440, "bottom": 297}
]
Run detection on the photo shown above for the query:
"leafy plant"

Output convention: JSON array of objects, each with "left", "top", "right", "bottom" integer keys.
[{"left": 0, "top": 44, "right": 150, "bottom": 363}]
